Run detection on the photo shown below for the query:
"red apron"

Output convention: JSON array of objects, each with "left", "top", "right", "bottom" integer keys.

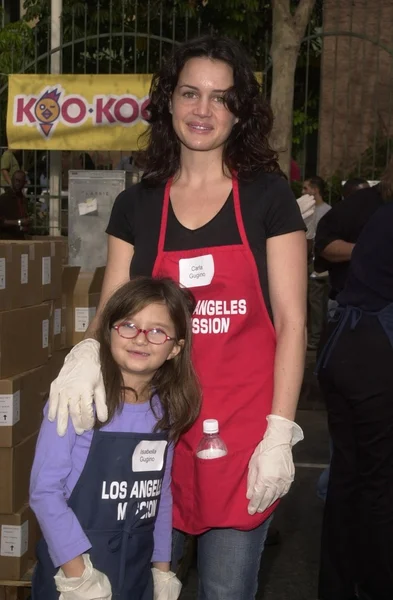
[{"left": 152, "top": 176, "right": 277, "bottom": 534}]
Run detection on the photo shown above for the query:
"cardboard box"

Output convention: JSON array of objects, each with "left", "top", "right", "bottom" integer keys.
[
  {"left": 46, "top": 298, "right": 62, "bottom": 356},
  {"left": 0, "top": 504, "right": 38, "bottom": 580},
  {"left": 28, "top": 235, "right": 68, "bottom": 265},
  {"left": 31, "top": 241, "right": 62, "bottom": 302},
  {"left": 0, "top": 241, "right": 41, "bottom": 311},
  {"left": 0, "top": 432, "right": 38, "bottom": 514},
  {"left": 0, "top": 365, "right": 50, "bottom": 448},
  {"left": 0, "top": 304, "right": 50, "bottom": 378},
  {"left": 0, "top": 240, "right": 62, "bottom": 311},
  {"left": 47, "top": 349, "right": 69, "bottom": 385},
  {"left": 0, "top": 243, "right": 12, "bottom": 312},
  {"left": 71, "top": 268, "right": 105, "bottom": 346},
  {"left": 62, "top": 266, "right": 80, "bottom": 349}
]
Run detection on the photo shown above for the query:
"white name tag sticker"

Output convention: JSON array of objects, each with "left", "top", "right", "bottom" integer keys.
[
  {"left": 179, "top": 254, "right": 214, "bottom": 288},
  {"left": 132, "top": 440, "right": 167, "bottom": 472}
]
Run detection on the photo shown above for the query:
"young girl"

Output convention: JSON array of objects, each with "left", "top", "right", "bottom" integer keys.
[{"left": 30, "top": 276, "right": 201, "bottom": 600}]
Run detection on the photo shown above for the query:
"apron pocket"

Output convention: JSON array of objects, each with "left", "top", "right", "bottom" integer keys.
[{"left": 194, "top": 449, "right": 251, "bottom": 530}]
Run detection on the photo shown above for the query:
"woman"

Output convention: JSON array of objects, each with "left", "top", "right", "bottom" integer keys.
[
  {"left": 316, "top": 172, "right": 393, "bottom": 600},
  {"left": 49, "top": 36, "right": 307, "bottom": 600}
]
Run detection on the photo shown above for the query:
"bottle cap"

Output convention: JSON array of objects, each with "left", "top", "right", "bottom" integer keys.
[{"left": 203, "top": 419, "right": 219, "bottom": 434}]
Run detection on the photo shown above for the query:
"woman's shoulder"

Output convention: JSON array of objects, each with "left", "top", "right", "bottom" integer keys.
[{"left": 240, "top": 170, "right": 291, "bottom": 197}]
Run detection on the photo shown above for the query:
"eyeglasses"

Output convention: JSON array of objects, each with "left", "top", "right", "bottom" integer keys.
[{"left": 113, "top": 322, "right": 176, "bottom": 345}]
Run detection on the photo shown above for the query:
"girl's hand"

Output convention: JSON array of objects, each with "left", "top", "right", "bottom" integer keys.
[
  {"left": 152, "top": 567, "right": 182, "bottom": 600},
  {"left": 55, "top": 554, "right": 112, "bottom": 599}
]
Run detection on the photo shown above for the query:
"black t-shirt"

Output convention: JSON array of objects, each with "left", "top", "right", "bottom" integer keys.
[
  {"left": 337, "top": 202, "right": 393, "bottom": 311},
  {"left": 314, "top": 185, "right": 383, "bottom": 298},
  {"left": 106, "top": 172, "right": 305, "bottom": 318}
]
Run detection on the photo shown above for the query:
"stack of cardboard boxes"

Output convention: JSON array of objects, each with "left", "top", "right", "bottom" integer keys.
[{"left": 0, "top": 238, "right": 104, "bottom": 581}]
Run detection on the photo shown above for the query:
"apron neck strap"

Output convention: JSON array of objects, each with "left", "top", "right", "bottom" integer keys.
[{"left": 158, "top": 174, "right": 249, "bottom": 253}]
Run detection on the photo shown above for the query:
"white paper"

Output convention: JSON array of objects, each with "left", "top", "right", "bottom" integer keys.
[
  {"left": 54, "top": 308, "right": 61, "bottom": 336},
  {"left": 75, "top": 307, "right": 89, "bottom": 332},
  {"left": 42, "top": 319, "right": 49, "bottom": 348},
  {"left": 0, "top": 391, "right": 21, "bottom": 426},
  {"left": 78, "top": 197, "right": 98, "bottom": 216},
  {"left": 42, "top": 256, "right": 51, "bottom": 285},
  {"left": 20, "top": 254, "right": 28, "bottom": 284},
  {"left": 179, "top": 254, "right": 215, "bottom": 288},
  {"left": 1, "top": 521, "right": 29, "bottom": 557},
  {"left": 0, "top": 258, "right": 5, "bottom": 290}
]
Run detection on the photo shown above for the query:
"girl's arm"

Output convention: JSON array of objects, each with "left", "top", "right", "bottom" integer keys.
[
  {"left": 152, "top": 443, "right": 174, "bottom": 570},
  {"left": 30, "top": 403, "right": 92, "bottom": 568}
]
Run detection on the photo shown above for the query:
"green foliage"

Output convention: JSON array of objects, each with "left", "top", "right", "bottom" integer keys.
[
  {"left": 292, "top": 96, "right": 319, "bottom": 157},
  {"left": 0, "top": 13, "right": 34, "bottom": 85}
]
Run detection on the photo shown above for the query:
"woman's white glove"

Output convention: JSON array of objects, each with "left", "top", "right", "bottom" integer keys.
[
  {"left": 54, "top": 554, "right": 112, "bottom": 599},
  {"left": 246, "top": 415, "right": 304, "bottom": 515},
  {"left": 48, "top": 339, "right": 107, "bottom": 436},
  {"left": 152, "top": 568, "right": 182, "bottom": 600},
  {"left": 296, "top": 194, "right": 316, "bottom": 240}
]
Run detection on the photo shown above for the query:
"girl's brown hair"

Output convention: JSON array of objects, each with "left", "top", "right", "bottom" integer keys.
[{"left": 96, "top": 276, "right": 201, "bottom": 442}]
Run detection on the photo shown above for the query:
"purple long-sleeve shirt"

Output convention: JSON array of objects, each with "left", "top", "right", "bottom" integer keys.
[{"left": 30, "top": 396, "right": 173, "bottom": 568}]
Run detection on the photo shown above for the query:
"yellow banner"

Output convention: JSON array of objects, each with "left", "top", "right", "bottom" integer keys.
[{"left": 7, "top": 74, "right": 152, "bottom": 151}]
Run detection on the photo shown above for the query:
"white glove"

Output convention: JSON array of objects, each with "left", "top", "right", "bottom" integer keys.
[
  {"left": 296, "top": 194, "right": 316, "bottom": 240},
  {"left": 152, "top": 568, "right": 182, "bottom": 600},
  {"left": 48, "top": 339, "right": 107, "bottom": 436},
  {"left": 55, "top": 554, "right": 112, "bottom": 599},
  {"left": 247, "top": 415, "right": 304, "bottom": 515}
]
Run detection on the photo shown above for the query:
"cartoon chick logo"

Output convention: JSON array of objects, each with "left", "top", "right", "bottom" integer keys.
[{"left": 34, "top": 88, "right": 61, "bottom": 137}]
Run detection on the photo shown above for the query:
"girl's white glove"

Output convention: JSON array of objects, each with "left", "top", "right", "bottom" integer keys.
[
  {"left": 296, "top": 194, "right": 316, "bottom": 240},
  {"left": 48, "top": 339, "right": 107, "bottom": 436},
  {"left": 246, "top": 415, "right": 304, "bottom": 515},
  {"left": 152, "top": 568, "right": 182, "bottom": 600},
  {"left": 55, "top": 554, "right": 112, "bottom": 599}
]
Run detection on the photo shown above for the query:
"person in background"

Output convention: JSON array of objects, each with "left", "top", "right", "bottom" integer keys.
[
  {"left": 79, "top": 152, "right": 96, "bottom": 170},
  {"left": 31, "top": 277, "right": 200, "bottom": 600},
  {"left": 341, "top": 177, "right": 369, "bottom": 201},
  {"left": 0, "top": 170, "right": 30, "bottom": 239},
  {"left": 316, "top": 183, "right": 393, "bottom": 600},
  {"left": 302, "top": 176, "right": 331, "bottom": 351},
  {"left": 116, "top": 152, "right": 135, "bottom": 171},
  {"left": 291, "top": 158, "right": 301, "bottom": 182},
  {"left": 314, "top": 179, "right": 386, "bottom": 302},
  {"left": 0, "top": 148, "right": 21, "bottom": 192}
]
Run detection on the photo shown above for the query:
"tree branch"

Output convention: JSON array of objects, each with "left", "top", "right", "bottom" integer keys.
[{"left": 293, "top": 0, "right": 316, "bottom": 38}]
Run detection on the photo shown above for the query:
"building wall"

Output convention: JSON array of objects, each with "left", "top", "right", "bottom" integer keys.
[{"left": 318, "top": 0, "right": 393, "bottom": 178}]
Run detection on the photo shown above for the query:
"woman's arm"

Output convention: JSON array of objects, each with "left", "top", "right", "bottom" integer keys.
[
  {"left": 30, "top": 404, "right": 92, "bottom": 568},
  {"left": 85, "top": 234, "right": 134, "bottom": 338},
  {"left": 48, "top": 235, "right": 134, "bottom": 434},
  {"left": 267, "top": 230, "right": 308, "bottom": 420}
]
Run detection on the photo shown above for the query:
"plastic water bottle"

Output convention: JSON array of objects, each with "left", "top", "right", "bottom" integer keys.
[{"left": 196, "top": 419, "right": 228, "bottom": 459}]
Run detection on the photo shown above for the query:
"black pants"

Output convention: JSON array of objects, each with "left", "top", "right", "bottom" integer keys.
[
  {"left": 318, "top": 314, "right": 393, "bottom": 600},
  {"left": 307, "top": 276, "right": 329, "bottom": 348}
]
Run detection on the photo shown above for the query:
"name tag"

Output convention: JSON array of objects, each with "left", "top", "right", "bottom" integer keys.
[
  {"left": 179, "top": 254, "right": 214, "bottom": 288},
  {"left": 132, "top": 440, "right": 167, "bottom": 472}
]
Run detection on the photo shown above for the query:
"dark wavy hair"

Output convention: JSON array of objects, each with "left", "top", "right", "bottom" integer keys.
[
  {"left": 139, "top": 35, "right": 279, "bottom": 183},
  {"left": 96, "top": 277, "right": 201, "bottom": 442}
]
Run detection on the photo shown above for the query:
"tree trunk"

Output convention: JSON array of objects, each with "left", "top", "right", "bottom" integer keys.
[{"left": 270, "top": 0, "right": 316, "bottom": 177}]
